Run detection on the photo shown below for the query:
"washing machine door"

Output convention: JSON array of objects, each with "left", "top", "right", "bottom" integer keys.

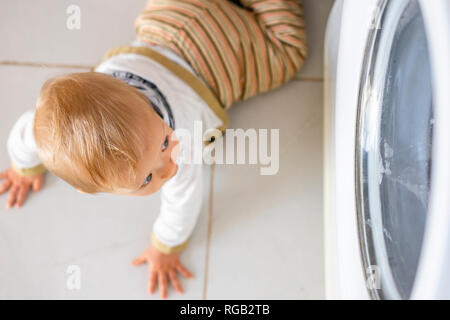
[
  {"left": 355, "top": 0, "right": 450, "bottom": 300},
  {"left": 411, "top": 0, "right": 450, "bottom": 300}
]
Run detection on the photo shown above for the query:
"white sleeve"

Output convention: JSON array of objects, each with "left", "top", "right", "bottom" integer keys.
[
  {"left": 151, "top": 161, "right": 204, "bottom": 254},
  {"left": 6, "top": 109, "right": 46, "bottom": 176}
]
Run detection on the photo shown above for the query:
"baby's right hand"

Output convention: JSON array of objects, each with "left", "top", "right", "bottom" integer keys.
[
  {"left": 0, "top": 168, "right": 44, "bottom": 209},
  {"left": 132, "top": 243, "right": 194, "bottom": 299}
]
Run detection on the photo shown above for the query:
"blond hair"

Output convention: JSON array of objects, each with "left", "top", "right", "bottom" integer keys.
[{"left": 33, "top": 72, "right": 151, "bottom": 194}]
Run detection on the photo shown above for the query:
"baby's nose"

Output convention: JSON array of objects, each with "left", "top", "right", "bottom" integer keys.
[
  {"left": 170, "top": 140, "right": 180, "bottom": 163},
  {"left": 160, "top": 161, "right": 178, "bottom": 180}
]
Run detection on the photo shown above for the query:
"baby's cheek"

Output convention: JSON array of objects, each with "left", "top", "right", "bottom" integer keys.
[{"left": 146, "top": 182, "right": 163, "bottom": 195}]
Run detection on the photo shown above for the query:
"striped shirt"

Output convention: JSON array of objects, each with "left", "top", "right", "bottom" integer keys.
[{"left": 135, "top": 0, "right": 307, "bottom": 109}]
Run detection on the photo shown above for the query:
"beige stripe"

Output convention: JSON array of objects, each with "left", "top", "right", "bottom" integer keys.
[
  {"left": 11, "top": 162, "right": 47, "bottom": 177},
  {"left": 151, "top": 231, "right": 189, "bottom": 254},
  {"left": 96, "top": 46, "right": 229, "bottom": 132}
]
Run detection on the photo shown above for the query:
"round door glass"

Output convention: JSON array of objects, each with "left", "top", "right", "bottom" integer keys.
[{"left": 356, "top": 0, "right": 434, "bottom": 299}]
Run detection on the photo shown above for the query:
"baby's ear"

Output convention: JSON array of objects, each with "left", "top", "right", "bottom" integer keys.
[{"left": 76, "top": 188, "right": 87, "bottom": 194}]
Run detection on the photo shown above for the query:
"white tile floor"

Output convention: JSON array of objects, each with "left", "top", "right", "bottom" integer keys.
[{"left": 0, "top": 0, "right": 333, "bottom": 299}]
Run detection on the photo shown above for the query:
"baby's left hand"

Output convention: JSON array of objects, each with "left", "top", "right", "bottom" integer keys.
[{"left": 131, "top": 244, "right": 194, "bottom": 299}]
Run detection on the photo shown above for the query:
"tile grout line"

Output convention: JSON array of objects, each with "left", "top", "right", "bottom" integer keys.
[
  {"left": 294, "top": 77, "right": 324, "bottom": 82},
  {"left": 202, "top": 162, "right": 215, "bottom": 300},
  {"left": 0, "top": 61, "right": 324, "bottom": 82},
  {"left": 0, "top": 60, "right": 92, "bottom": 70}
]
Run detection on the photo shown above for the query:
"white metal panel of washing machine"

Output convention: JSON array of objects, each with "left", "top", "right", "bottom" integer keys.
[
  {"left": 323, "top": 0, "right": 343, "bottom": 300},
  {"left": 324, "top": 0, "right": 380, "bottom": 299}
]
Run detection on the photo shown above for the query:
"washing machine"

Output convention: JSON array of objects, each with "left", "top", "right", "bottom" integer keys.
[{"left": 324, "top": 0, "right": 450, "bottom": 299}]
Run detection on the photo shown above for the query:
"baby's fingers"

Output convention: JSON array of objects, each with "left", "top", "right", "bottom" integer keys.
[
  {"left": 176, "top": 263, "right": 194, "bottom": 279},
  {"left": 32, "top": 175, "right": 43, "bottom": 192},
  {"left": 15, "top": 185, "right": 30, "bottom": 208},
  {"left": 169, "top": 269, "right": 183, "bottom": 294},
  {"left": 131, "top": 256, "right": 147, "bottom": 266},
  {"left": 0, "top": 170, "right": 8, "bottom": 180},
  {"left": 148, "top": 269, "right": 157, "bottom": 294},
  {"left": 6, "top": 185, "right": 19, "bottom": 208},
  {"left": 0, "top": 179, "right": 12, "bottom": 195},
  {"left": 158, "top": 271, "right": 168, "bottom": 299}
]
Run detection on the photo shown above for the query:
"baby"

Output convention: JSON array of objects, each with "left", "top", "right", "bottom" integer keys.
[{"left": 0, "top": 0, "right": 307, "bottom": 298}]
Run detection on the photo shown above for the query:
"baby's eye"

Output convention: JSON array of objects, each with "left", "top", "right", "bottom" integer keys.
[
  {"left": 143, "top": 173, "right": 152, "bottom": 186},
  {"left": 162, "top": 136, "right": 169, "bottom": 152}
]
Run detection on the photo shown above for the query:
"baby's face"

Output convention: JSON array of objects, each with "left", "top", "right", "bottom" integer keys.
[{"left": 114, "top": 105, "right": 179, "bottom": 196}]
